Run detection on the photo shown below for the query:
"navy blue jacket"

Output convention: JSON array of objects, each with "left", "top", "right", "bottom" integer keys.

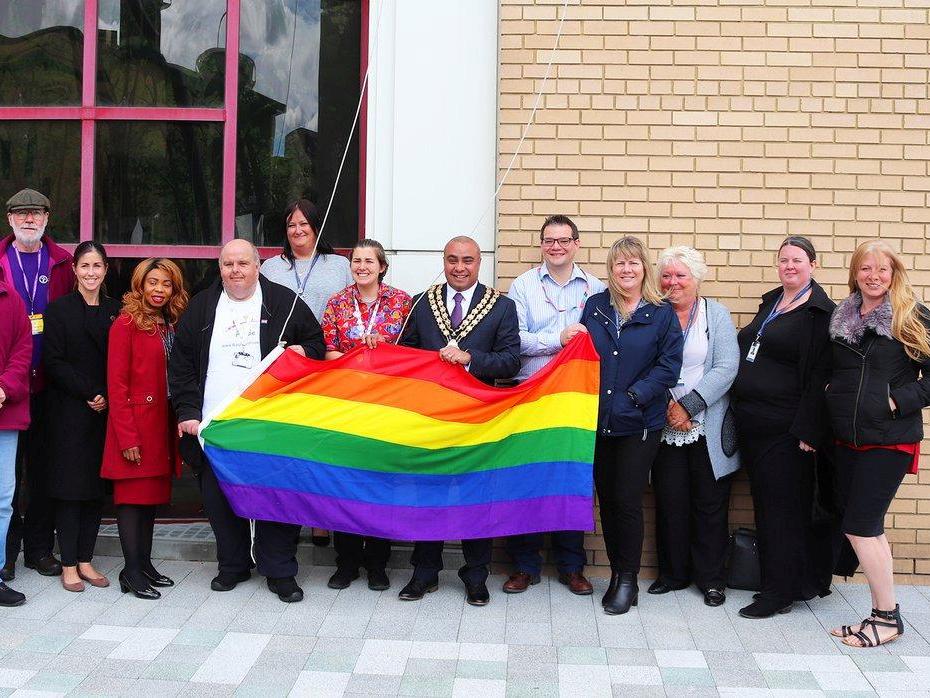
[
  {"left": 400, "top": 283, "right": 521, "bottom": 384},
  {"left": 581, "top": 290, "right": 683, "bottom": 437}
]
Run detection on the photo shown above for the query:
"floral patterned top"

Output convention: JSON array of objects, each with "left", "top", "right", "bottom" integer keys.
[{"left": 321, "top": 283, "right": 412, "bottom": 352}]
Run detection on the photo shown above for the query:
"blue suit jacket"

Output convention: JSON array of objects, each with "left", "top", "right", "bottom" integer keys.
[{"left": 400, "top": 283, "right": 520, "bottom": 384}]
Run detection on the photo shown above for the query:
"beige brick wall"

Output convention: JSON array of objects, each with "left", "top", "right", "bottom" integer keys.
[{"left": 495, "top": 0, "right": 930, "bottom": 582}]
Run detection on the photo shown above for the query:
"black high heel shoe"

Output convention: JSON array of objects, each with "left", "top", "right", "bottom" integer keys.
[
  {"left": 119, "top": 571, "right": 161, "bottom": 600},
  {"left": 141, "top": 568, "right": 175, "bottom": 587},
  {"left": 604, "top": 573, "right": 638, "bottom": 615}
]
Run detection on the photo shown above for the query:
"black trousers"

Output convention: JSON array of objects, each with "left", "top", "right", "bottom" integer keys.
[
  {"left": 593, "top": 431, "right": 661, "bottom": 575},
  {"left": 198, "top": 459, "right": 301, "bottom": 579},
  {"left": 5, "top": 394, "right": 55, "bottom": 564},
  {"left": 55, "top": 498, "right": 103, "bottom": 566},
  {"left": 744, "top": 432, "right": 832, "bottom": 604},
  {"left": 334, "top": 532, "right": 391, "bottom": 571},
  {"left": 652, "top": 437, "right": 732, "bottom": 590},
  {"left": 410, "top": 539, "right": 492, "bottom": 586}
]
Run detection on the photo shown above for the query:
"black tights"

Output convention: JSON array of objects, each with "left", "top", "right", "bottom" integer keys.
[
  {"left": 116, "top": 504, "right": 158, "bottom": 586},
  {"left": 55, "top": 499, "right": 103, "bottom": 567}
]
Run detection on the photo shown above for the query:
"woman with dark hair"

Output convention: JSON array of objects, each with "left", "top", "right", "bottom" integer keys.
[
  {"left": 731, "top": 236, "right": 835, "bottom": 619},
  {"left": 102, "top": 258, "right": 188, "bottom": 599},
  {"left": 828, "top": 240, "right": 930, "bottom": 647},
  {"left": 321, "top": 239, "right": 411, "bottom": 591},
  {"left": 44, "top": 242, "right": 120, "bottom": 592}
]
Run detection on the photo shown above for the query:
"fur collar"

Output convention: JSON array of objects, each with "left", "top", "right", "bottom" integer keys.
[{"left": 830, "top": 292, "right": 893, "bottom": 344}]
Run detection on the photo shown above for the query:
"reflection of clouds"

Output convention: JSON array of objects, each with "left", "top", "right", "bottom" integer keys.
[
  {"left": 0, "top": 0, "right": 81, "bottom": 37},
  {"left": 240, "top": 0, "right": 321, "bottom": 148}
]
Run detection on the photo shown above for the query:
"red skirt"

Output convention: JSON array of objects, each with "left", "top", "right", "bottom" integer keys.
[{"left": 112, "top": 476, "right": 172, "bottom": 505}]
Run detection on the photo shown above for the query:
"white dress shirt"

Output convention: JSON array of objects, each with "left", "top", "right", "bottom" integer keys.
[{"left": 445, "top": 282, "right": 478, "bottom": 317}]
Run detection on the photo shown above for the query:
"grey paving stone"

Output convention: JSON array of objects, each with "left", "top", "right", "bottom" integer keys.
[
  {"left": 506, "top": 660, "right": 559, "bottom": 682},
  {"left": 660, "top": 666, "right": 716, "bottom": 687},
  {"left": 404, "top": 658, "right": 456, "bottom": 677},
  {"left": 557, "top": 646, "right": 607, "bottom": 665},
  {"left": 763, "top": 669, "right": 821, "bottom": 690},
  {"left": 605, "top": 648, "right": 657, "bottom": 666},
  {"left": 851, "top": 654, "right": 910, "bottom": 673},
  {"left": 344, "top": 672, "right": 404, "bottom": 695},
  {"left": 398, "top": 674, "right": 455, "bottom": 697},
  {"left": 72, "top": 673, "right": 137, "bottom": 696},
  {"left": 24, "top": 670, "right": 86, "bottom": 693},
  {"left": 456, "top": 659, "right": 507, "bottom": 680},
  {"left": 503, "top": 621, "right": 552, "bottom": 647},
  {"left": 507, "top": 644, "right": 558, "bottom": 664},
  {"left": 141, "top": 660, "right": 200, "bottom": 682},
  {"left": 505, "top": 679, "right": 559, "bottom": 697},
  {"left": 611, "top": 685, "right": 664, "bottom": 698}
]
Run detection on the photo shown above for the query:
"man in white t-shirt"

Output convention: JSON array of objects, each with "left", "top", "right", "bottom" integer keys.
[{"left": 170, "top": 240, "right": 324, "bottom": 602}]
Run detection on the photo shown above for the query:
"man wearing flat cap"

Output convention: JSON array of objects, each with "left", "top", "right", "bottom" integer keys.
[{"left": 0, "top": 189, "right": 74, "bottom": 581}]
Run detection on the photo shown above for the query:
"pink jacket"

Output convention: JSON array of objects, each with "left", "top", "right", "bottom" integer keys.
[{"left": 0, "top": 281, "right": 33, "bottom": 430}]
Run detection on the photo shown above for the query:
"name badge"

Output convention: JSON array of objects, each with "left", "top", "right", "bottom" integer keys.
[
  {"left": 29, "top": 313, "right": 43, "bottom": 335},
  {"left": 746, "top": 340, "right": 760, "bottom": 363},
  {"left": 232, "top": 351, "right": 254, "bottom": 369}
]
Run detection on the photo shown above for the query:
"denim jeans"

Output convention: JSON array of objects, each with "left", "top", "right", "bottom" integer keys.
[{"left": 0, "top": 430, "right": 19, "bottom": 569}]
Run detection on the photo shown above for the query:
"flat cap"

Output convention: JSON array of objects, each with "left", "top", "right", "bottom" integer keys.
[{"left": 7, "top": 188, "right": 50, "bottom": 212}]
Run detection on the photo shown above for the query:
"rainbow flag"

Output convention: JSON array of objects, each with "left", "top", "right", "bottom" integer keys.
[{"left": 200, "top": 334, "right": 599, "bottom": 541}]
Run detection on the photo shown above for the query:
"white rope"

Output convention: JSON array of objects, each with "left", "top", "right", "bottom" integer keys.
[{"left": 393, "top": 0, "right": 571, "bottom": 342}]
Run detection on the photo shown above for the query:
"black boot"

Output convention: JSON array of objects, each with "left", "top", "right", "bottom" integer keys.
[
  {"left": 604, "top": 573, "right": 638, "bottom": 615},
  {"left": 602, "top": 572, "right": 620, "bottom": 607}
]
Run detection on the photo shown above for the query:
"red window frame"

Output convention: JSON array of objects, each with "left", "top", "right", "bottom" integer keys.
[{"left": 0, "top": 0, "right": 368, "bottom": 258}]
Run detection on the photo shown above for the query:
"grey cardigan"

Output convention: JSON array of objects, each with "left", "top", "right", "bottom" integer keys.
[{"left": 675, "top": 297, "right": 741, "bottom": 480}]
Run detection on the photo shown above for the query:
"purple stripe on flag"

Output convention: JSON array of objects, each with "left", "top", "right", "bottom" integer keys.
[{"left": 218, "top": 482, "right": 594, "bottom": 542}]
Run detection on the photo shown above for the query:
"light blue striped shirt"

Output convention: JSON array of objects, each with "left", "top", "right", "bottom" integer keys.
[{"left": 508, "top": 263, "right": 607, "bottom": 381}]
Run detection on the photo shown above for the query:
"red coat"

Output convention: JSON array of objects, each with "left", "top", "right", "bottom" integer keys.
[
  {"left": 0, "top": 281, "right": 32, "bottom": 431},
  {"left": 101, "top": 314, "right": 180, "bottom": 481}
]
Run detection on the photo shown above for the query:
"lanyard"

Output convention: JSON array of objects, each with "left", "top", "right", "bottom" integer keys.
[
  {"left": 756, "top": 281, "right": 813, "bottom": 342},
  {"left": 609, "top": 298, "right": 646, "bottom": 338},
  {"left": 293, "top": 254, "right": 320, "bottom": 296},
  {"left": 13, "top": 245, "right": 44, "bottom": 314},
  {"left": 681, "top": 297, "right": 700, "bottom": 346},
  {"left": 352, "top": 291, "right": 381, "bottom": 337},
  {"left": 538, "top": 267, "right": 589, "bottom": 313}
]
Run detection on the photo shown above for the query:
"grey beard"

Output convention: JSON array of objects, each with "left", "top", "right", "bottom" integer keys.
[{"left": 12, "top": 224, "right": 45, "bottom": 246}]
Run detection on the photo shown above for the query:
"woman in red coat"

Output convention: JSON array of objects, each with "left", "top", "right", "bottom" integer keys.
[{"left": 102, "top": 258, "right": 188, "bottom": 599}]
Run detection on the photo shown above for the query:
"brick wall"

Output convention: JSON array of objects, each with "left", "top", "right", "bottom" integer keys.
[{"left": 494, "top": 0, "right": 930, "bottom": 582}]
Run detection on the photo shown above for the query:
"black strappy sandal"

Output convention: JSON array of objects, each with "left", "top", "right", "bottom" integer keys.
[
  {"left": 831, "top": 608, "right": 878, "bottom": 639},
  {"left": 842, "top": 605, "right": 904, "bottom": 648}
]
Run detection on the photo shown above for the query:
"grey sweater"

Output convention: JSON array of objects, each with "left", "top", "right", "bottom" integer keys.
[{"left": 259, "top": 253, "right": 353, "bottom": 321}]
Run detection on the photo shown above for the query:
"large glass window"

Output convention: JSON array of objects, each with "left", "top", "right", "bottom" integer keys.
[
  {"left": 0, "top": 121, "right": 80, "bottom": 242},
  {"left": 0, "top": 0, "right": 83, "bottom": 106},
  {"left": 236, "top": 0, "right": 360, "bottom": 249},
  {"left": 96, "top": 0, "right": 227, "bottom": 107},
  {"left": 95, "top": 121, "right": 224, "bottom": 245}
]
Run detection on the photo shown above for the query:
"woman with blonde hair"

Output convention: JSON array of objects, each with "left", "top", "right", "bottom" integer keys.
[
  {"left": 827, "top": 240, "right": 930, "bottom": 647},
  {"left": 102, "top": 258, "right": 188, "bottom": 599},
  {"left": 581, "top": 236, "right": 683, "bottom": 614}
]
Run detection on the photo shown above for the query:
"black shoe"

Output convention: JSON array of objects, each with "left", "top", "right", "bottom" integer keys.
[
  {"left": 0, "top": 581, "right": 25, "bottom": 607},
  {"left": 24, "top": 555, "right": 62, "bottom": 577},
  {"left": 141, "top": 568, "right": 175, "bottom": 588},
  {"left": 0, "top": 562, "right": 13, "bottom": 582},
  {"left": 311, "top": 531, "right": 331, "bottom": 547},
  {"left": 327, "top": 567, "right": 360, "bottom": 590},
  {"left": 464, "top": 581, "right": 490, "bottom": 607},
  {"left": 604, "top": 573, "right": 638, "bottom": 615},
  {"left": 738, "top": 597, "right": 792, "bottom": 619},
  {"left": 367, "top": 568, "right": 390, "bottom": 591},
  {"left": 703, "top": 588, "right": 726, "bottom": 607},
  {"left": 118, "top": 571, "right": 160, "bottom": 600},
  {"left": 647, "top": 579, "right": 688, "bottom": 595},
  {"left": 398, "top": 577, "right": 438, "bottom": 601},
  {"left": 211, "top": 570, "right": 251, "bottom": 592},
  {"left": 602, "top": 572, "right": 620, "bottom": 607},
  {"left": 267, "top": 576, "right": 304, "bottom": 603}
]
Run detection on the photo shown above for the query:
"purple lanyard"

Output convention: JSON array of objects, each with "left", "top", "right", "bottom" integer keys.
[{"left": 13, "top": 245, "right": 45, "bottom": 314}]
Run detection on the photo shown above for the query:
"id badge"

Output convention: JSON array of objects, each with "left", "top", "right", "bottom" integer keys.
[
  {"left": 29, "top": 313, "right": 43, "bottom": 335},
  {"left": 746, "top": 340, "right": 760, "bottom": 363},
  {"left": 232, "top": 351, "right": 254, "bottom": 369}
]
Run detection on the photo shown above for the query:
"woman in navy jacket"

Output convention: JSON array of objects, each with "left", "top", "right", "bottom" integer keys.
[{"left": 581, "top": 236, "right": 683, "bottom": 615}]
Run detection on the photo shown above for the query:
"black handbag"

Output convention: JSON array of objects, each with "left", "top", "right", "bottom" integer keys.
[{"left": 726, "top": 527, "right": 761, "bottom": 591}]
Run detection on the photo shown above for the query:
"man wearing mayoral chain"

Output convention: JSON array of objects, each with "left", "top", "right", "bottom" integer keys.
[{"left": 398, "top": 236, "right": 520, "bottom": 606}]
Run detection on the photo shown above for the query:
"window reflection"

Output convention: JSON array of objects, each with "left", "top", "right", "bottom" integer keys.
[
  {"left": 97, "top": 0, "right": 226, "bottom": 106},
  {"left": 94, "top": 121, "right": 223, "bottom": 245},
  {"left": 0, "top": 121, "right": 80, "bottom": 242},
  {"left": 0, "top": 0, "right": 83, "bottom": 106},
  {"left": 236, "top": 0, "right": 360, "bottom": 249}
]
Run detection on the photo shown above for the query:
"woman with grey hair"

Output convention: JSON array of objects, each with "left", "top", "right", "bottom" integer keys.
[{"left": 650, "top": 246, "right": 740, "bottom": 607}]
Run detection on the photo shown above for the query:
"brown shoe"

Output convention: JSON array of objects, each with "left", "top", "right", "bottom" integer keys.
[
  {"left": 79, "top": 571, "right": 110, "bottom": 588},
  {"left": 558, "top": 571, "right": 593, "bottom": 595},
  {"left": 502, "top": 572, "right": 540, "bottom": 593},
  {"left": 61, "top": 578, "right": 85, "bottom": 593}
]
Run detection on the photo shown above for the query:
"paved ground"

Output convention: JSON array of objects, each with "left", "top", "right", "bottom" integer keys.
[{"left": 2, "top": 554, "right": 930, "bottom": 696}]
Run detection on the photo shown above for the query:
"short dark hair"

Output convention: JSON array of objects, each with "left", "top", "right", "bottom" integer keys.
[
  {"left": 779, "top": 235, "right": 816, "bottom": 263},
  {"left": 540, "top": 215, "right": 579, "bottom": 241},
  {"left": 353, "top": 239, "right": 389, "bottom": 283},
  {"left": 281, "top": 199, "right": 335, "bottom": 268}
]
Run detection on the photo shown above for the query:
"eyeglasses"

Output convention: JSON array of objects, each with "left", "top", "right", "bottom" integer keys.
[
  {"left": 11, "top": 209, "right": 46, "bottom": 219},
  {"left": 286, "top": 221, "right": 314, "bottom": 231},
  {"left": 541, "top": 236, "right": 578, "bottom": 248}
]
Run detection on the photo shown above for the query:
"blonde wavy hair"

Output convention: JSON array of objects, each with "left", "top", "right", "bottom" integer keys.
[
  {"left": 122, "top": 258, "right": 189, "bottom": 331},
  {"left": 606, "top": 236, "right": 665, "bottom": 318},
  {"left": 848, "top": 240, "right": 930, "bottom": 361}
]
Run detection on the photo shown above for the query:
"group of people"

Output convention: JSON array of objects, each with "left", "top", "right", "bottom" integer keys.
[{"left": 0, "top": 188, "right": 926, "bottom": 649}]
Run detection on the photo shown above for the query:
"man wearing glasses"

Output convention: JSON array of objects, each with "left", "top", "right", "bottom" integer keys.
[
  {"left": 503, "top": 214, "right": 606, "bottom": 596},
  {"left": 0, "top": 189, "right": 74, "bottom": 582}
]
